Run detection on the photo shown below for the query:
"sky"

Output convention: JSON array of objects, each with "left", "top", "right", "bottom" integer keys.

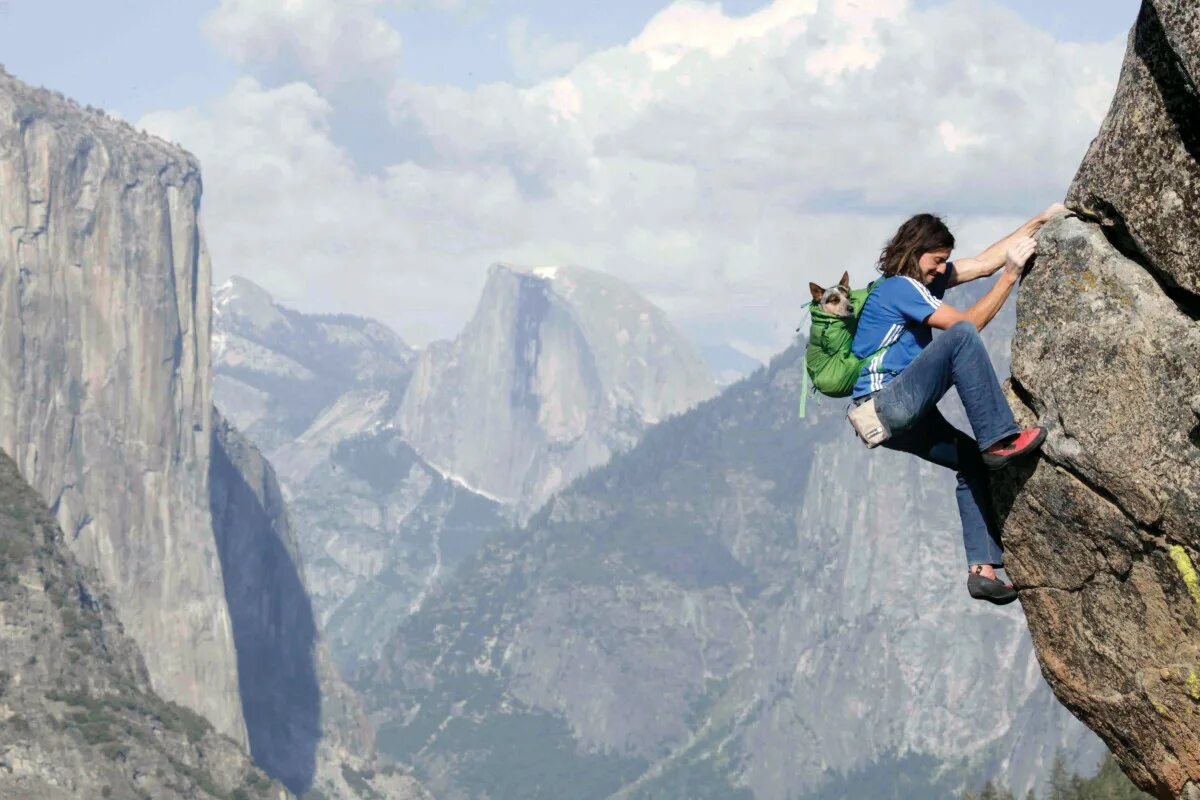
[{"left": 0, "top": 0, "right": 1140, "bottom": 362}]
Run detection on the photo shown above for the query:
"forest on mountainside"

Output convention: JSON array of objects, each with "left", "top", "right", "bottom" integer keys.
[{"left": 963, "top": 754, "right": 1148, "bottom": 800}]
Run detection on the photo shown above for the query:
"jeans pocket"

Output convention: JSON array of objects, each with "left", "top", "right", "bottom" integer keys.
[{"left": 873, "top": 382, "right": 913, "bottom": 436}]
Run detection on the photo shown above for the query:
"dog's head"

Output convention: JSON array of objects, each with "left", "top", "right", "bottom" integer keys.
[{"left": 809, "top": 271, "right": 853, "bottom": 318}]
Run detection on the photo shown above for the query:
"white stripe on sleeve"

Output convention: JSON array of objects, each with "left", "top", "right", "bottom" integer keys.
[{"left": 901, "top": 276, "right": 943, "bottom": 310}]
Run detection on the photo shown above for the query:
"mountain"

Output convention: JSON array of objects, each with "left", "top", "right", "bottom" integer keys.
[
  {"left": 1000, "top": 1, "right": 1200, "bottom": 797},
  {"left": 702, "top": 343, "right": 765, "bottom": 387},
  {"left": 289, "top": 424, "right": 509, "bottom": 672},
  {"left": 0, "top": 448, "right": 288, "bottom": 799},
  {"left": 356, "top": 279, "right": 1099, "bottom": 800},
  {"left": 0, "top": 68, "right": 427, "bottom": 798},
  {"left": 0, "top": 68, "right": 245, "bottom": 743},
  {"left": 212, "top": 277, "right": 510, "bottom": 672},
  {"left": 398, "top": 262, "right": 717, "bottom": 516},
  {"left": 213, "top": 275, "right": 416, "bottom": 458},
  {"left": 211, "top": 267, "right": 715, "bottom": 672}
]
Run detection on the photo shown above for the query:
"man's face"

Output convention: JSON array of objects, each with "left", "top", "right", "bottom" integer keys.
[{"left": 917, "top": 248, "right": 952, "bottom": 285}]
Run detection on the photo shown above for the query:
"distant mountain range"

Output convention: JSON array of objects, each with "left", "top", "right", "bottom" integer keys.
[
  {"left": 212, "top": 266, "right": 717, "bottom": 670},
  {"left": 352, "top": 280, "right": 1103, "bottom": 800},
  {"left": 702, "top": 342, "right": 765, "bottom": 386}
]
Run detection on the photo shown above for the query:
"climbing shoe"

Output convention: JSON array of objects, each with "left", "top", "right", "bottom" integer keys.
[
  {"left": 981, "top": 426, "right": 1046, "bottom": 471},
  {"left": 967, "top": 570, "right": 1018, "bottom": 606}
]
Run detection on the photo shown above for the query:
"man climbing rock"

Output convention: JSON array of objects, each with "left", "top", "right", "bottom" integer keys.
[{"left": 849, "top": 205, "right": 1066, "bottom": 604}]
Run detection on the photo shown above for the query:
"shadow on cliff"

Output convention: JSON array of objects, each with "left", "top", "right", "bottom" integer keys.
[
  {"left": 1137, "top": 2, "right": 1200, "bottom": 168},
  {"left": 991, "top": 456, "right": 1039, "bottom": 541},
  {"left": 210, "top": 425, "right": 321, "bottom": 794}
]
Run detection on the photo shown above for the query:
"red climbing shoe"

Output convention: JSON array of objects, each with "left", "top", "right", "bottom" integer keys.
[{"left": 981, "top": 426, "right": 1047, "bottom": 470}]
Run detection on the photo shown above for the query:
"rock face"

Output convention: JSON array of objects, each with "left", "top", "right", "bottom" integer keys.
[
  {"left": 1066, "top": 0, "right": 1200, "bottom": 299},
  {"left": 0, "top": 69, "right": 245, "bottom": 743},
  {"left": 398, "top": 263, "right": 716, "bottom": 516},
  {"left": 210, "top": 411, "right": 321, "bottom": 793},
  {"left": 210, "top": 411, "right": 429, "bottom": 799},
  {"left": 1002, "top": 3, "right": 1200, "bottom": 799},
  {"left": 359, "top": 297, "right": 1100, "bottom": 800},
  {"left": 0, "top": 449, "right": 287, "bottom": 799}
]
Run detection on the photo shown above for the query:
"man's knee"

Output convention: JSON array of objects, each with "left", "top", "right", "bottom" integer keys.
[{"left": 947, "top": 319, "right": 981, "bottom": 347}]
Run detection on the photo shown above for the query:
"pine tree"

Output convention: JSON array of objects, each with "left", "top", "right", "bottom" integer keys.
[
  {"left": 1049, "top": 751, "right": 1074, "bottom": 800},
  {"left": 960, "top": 751, "right": 1151, "bottom": 800},
  {"left": 966, "top": 779, "right": 1016, "bottom": 800}
]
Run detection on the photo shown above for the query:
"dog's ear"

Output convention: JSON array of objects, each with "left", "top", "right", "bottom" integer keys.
[
  {"left": 809, "top": 282, "right": 825, "bottom": 302},
  {"left": 839, "top": 271, "right": 850, "bottom": 290}
]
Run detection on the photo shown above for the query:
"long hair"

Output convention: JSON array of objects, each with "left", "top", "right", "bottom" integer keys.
[{"left": 877, "top": 214, "right": 955, "bottom": 279}]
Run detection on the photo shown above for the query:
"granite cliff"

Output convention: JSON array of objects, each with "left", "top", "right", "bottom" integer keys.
[
  {"left": 211, "top": 412, "right": 428, "bottom": 799},
  {"left": 398, "top": 262, "right": 717, "bottom": 516},
  {"left": 0, "top": 68, "right": 244, "bottom": 742},
  {"left": 1001, "top": 2, "right": 1200, "bottom": 799},
  {"left": 0, "top": 69, "right": 426, "bottom": 798}
]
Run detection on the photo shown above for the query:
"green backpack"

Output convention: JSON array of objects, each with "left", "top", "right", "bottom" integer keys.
[{"left": 799, "top": 279, "right": 888, "bottom": 416}]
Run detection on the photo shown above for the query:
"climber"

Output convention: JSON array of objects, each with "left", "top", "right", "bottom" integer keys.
[{"left": 849, "top": 204, "right": 1067, "bottom": 605}]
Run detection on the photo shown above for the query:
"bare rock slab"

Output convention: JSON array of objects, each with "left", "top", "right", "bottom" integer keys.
[{"left": 1005, "top": 45, "right": 1200, "bottom": 798}]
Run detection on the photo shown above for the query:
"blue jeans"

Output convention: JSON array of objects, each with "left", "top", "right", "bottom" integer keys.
[{"left": 870, "top": 321, "right": 1019, "bottom": 566}]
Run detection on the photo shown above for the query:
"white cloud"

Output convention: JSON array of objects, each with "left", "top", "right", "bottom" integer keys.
[
  {"left": 205, "top": 0, "right": 404, "bottom": 91},
  {"left": 803, "top": 0, "right": 905, "bottom": 80},
  {"left": 937, "top": 121, "right": 986, "bottom": 153},
  {"left": 148, "top": 0, "right": 1127, "bottom": 358},
  {"left": 631, "top": 0, "right": 814, "bottom": 71}
]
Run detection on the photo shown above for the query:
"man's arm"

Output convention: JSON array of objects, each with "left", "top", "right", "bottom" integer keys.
[
  {"left": 948, "top": 203, "right": 1067, "bottom": 286},
  {"left": 927, "top": 237, "right": 1036, "bottom": 331}
]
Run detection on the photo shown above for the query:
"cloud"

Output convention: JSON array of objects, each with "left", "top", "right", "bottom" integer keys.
[
  {"left": 148, "top": 0, "right": 1128, "bottom": 357},
  {"left": 204, "top": 0, "right": 405, "bottom": 92},
  {"left": 506, "top": 17, "right": 586, "bottom": 85}
]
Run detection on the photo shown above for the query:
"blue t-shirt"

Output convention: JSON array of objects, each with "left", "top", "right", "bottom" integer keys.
[{"left": 850, "top": 265, "right": 954, "bottom": 398}]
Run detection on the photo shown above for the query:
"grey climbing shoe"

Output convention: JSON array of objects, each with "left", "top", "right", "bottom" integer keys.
[{"left": 967, "top": 570, "right": 1018, "bottom": 605}]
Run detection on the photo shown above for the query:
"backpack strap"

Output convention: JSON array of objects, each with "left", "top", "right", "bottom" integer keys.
[
  {"left": 851, "top": 278, "right": 892, "bottom": 389},
  {"left": 798, "top": 365, "right": 807, "bottom": 419}
]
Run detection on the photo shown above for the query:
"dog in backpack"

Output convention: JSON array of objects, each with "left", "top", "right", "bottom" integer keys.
[{"left": 809, "top": 271, "right": 853, "bottom": 318}]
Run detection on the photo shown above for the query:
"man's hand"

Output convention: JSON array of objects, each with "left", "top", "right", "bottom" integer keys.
[
  {"left": 1003, "top": 236, "right": 1037, "bottom": 280},
  {"left": 1039, "top": 202, "right": 1069, "bottom": 221}
]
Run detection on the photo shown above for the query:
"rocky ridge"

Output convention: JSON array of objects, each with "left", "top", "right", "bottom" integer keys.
[
  {"left": 1001, "top": 2, "right": 1200, "bottom": 799},
  {"left": 211, "top": 268, "right": 714, "bottom": 673},
  {"left": 213, "top": 275, "right": 416, "bottom": 460}
]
